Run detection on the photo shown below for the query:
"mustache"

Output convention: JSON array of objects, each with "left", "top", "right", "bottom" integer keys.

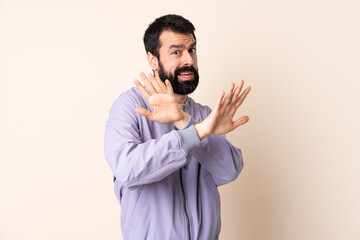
[{"left": 174, "top": 66, "right": 198, "bottom": 76}]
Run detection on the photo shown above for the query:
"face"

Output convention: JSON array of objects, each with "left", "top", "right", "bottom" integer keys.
[{"left": 156, "top": 30, "right": 199, "bottom": 95}]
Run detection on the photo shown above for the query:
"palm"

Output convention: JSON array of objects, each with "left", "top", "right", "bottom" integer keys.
[
  {"left": 197, "top": 81, "right": 251, "bottom": 139},
  {"left": 205, "top": 110, "right": 237, "bottom": 136},
  {"left": 145, "top": 93, "right": 183, "bottom": 124},
  {"left": 134, "top": 72, "right": 185, "bottom": 125}
]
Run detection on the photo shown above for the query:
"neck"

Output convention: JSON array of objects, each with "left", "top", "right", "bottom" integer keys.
[{"left": 175, "top": 93, "right": 188, "bottom": 104}]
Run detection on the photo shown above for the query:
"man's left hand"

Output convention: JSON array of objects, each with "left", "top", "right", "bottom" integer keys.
[{"left": 194, "top": 80, "right": 251, "bottom": 140}]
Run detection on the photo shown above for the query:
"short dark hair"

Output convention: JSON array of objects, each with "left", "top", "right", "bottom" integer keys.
[{"left": 143, "top": 14, "right": 196, "bottom": 59}]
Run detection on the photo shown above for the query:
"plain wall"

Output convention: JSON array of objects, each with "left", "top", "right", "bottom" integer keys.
[{"left": 1, "top": 0, "right": 359, "bottom": 239}]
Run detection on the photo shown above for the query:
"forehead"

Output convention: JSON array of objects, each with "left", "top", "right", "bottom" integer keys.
[{"left": 159, "top": 30, "right": 195, "bottom": 49}]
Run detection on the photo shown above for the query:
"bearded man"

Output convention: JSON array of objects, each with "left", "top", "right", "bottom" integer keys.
[{"left": 104, "top": 14, "right": 251, "bottom": 240}]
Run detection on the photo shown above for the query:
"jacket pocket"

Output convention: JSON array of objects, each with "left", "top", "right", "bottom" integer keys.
[{"left": 129, "top": 186, "right": 149, "bottom": 229}]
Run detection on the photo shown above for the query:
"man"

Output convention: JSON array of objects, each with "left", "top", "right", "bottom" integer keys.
[{"left": 104, "top": 14, "right": 251, "bottom": 239}]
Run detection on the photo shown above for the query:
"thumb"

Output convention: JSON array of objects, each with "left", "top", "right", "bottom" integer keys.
[
  {"left": 135, "top": 107, "right": 154, "bottom": 120},
  {"left": 233, "top": 115, "right": 249, "bottom": 129}
]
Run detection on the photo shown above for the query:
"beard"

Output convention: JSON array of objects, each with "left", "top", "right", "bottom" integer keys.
[{"left": 158, "top": 62, "right": 199, "bottom": 95}]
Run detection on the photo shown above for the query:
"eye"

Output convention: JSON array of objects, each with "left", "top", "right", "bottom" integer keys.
[
  {"left": 189, "top": 48, "right": 196, "bottom": 53},
  {"left": 172, "top": 50, "right": 180, "bottom": 55}
]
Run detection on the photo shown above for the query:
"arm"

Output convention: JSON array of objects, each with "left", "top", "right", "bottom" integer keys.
[
  {"left": 192, "top": 81, "right": 250, "bottom": 185},
  {"left": 104, "top": 90, "right": 200, "bottom": 188},
  {"left": 192, "top": 111, "right": 244, "bottom": 186}
]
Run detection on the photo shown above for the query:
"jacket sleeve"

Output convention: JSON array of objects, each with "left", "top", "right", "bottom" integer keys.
[
  {"left": 191, "top": 106, "right": 244, "bottom": 186},
  {"left": 104, "top": 91, "right": 200, "bottom": 188}
]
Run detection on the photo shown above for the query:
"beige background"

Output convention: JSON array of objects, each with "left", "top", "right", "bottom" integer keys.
[{"left": 1, "top": 0, "right": 359, "bottom": 239}]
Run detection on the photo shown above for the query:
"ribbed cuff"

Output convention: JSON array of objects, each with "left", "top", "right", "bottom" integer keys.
[
  {"left": 183, "top": 115, "right": 196, "bottom": 129},
  {"left": 177, "top": 125, "right": 201, "bottom": 155}
]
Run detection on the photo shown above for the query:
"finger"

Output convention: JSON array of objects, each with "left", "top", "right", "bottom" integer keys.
[
  {"left": 229, "top": 101, "right": 240, "bottom": 117},
  {"left": 148, "top": 73, "right": 164, "bottom": 94},
  {"left": 134, "top": 79, "right": 151, "bottom": 100},
  {"left": 154, "top": 70, "right": 168, "bottom": 93},
  {"left": 135, "top": 107, "right": 154, "bottom": 120},
  {"left": 229, "top": 85, "right": 250, "bottom": 116},
  {"left": 165, "top": 80, "right": 174, "bottom": 95},
  {"left": 235, "top": 86, "right": 251, "bottom": 107},
  {"left": 233, "top": 115, "right": 250, "bottom": 129},
  {"left": 231, "top": 80, "right": 244, "bottom": 103},
  {"left": 140, "top": 72, "right": 156, "bottom": 94},
  {"left": 214, "top": 90, "right": 225, "bottom": 111},
  {"left": 222, "top": 83, "right": 235, "bottom": 106}
]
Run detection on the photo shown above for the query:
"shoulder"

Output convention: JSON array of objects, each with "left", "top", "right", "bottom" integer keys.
[
  {"left": 112, "top": 87, "right": 149, "bottom": 111},
  {"left": 107, "top": 87, "right": 149, "bottom": 122}
]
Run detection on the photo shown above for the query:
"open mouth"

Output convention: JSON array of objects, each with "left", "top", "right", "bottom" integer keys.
[
  {"left": 177, "top": 71, "right": 194, "bottom": 81},
  {"left": 178, "top": 72, "right": 193, "bottom": 76}
]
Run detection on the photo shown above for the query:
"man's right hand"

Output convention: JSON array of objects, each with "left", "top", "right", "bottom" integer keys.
[{"left": 134, "top": 72, "right": 189, "bottom": 130}]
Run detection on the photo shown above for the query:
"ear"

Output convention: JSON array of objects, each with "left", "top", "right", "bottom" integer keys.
[{"left": 147, "top": 52, "right": 159, "bottom": 71}]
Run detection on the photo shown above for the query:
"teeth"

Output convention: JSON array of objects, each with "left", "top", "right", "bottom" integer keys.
[{"left": 179, "top": 73, "right": 191, "bottom": 76}]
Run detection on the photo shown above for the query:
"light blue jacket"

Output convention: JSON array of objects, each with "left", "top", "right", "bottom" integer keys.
[{"left": 104, "top": 88, "right": 244, "bottom": 239}]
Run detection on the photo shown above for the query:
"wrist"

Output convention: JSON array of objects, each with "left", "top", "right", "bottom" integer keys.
[
  {"left": 194, "top": 122, "right": 209, "bottom": 141},
  {"left": 173, "top": 112, "right": 189, "bottom": 130}
]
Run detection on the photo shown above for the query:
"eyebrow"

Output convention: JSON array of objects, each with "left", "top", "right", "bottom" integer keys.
[{"left": 169, "top": 41, "right": 197, "bottom": 50}]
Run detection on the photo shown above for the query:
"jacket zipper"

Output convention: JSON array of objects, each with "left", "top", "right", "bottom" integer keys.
[{"left": 180, "top": 167, "right": 191, "bottom": 240}]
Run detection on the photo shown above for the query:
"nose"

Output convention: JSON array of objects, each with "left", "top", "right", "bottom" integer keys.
[{"left": 182, "top": 50, "right": 194, "bottom": 66}]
